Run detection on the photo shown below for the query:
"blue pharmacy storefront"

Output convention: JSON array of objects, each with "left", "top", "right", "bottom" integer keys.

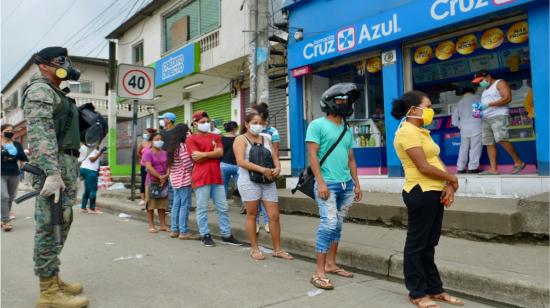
[{"left": 284, "top": 0, "right": 549, "bottom": 177}]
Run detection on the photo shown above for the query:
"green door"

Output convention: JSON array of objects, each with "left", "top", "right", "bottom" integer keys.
[
  {"left": 192, "top": 93, "right": 231, "bottom": 127},
  {"left": 163, "top": 105, "right": 185, "bottom": 124}
]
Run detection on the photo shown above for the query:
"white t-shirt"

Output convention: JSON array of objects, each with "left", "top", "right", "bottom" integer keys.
[{"left": 81, "top": 148, "right": 101, "bottom": 171}]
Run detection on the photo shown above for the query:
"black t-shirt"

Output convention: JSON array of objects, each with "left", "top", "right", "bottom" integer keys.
[
  {"left": 1, "top": 141, "right": 28, "bottom": 176},
  {"left": 221, "top": 136, "right": 237, "bottom": 165},
  {"left": 161, "top": 128, "right": 175, "bottom": 151}
]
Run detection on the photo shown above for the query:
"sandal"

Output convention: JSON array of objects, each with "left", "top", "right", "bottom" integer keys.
[
  {"left": 512, "top": 162, "right": 526, "bottom": 175},
  {"left": 410, "top": 297, "right": 440, "bottom": 308},
  {"left": 2, "top": 222, "right": 13, "bottom": 232},
  {"left": 169, "top": 231, "right": 179, "bottom": 238},
  {"left": 250, "top": 249, "right": 266, "bottom": 261},
  {"left": 310, "top": 274, "right": 333, "bottom": 290},
  {"left": 148, "top": 227, "right": 158, "bottom": 233},
  {"left": 430, "top": 293, "right": 464, "bottom": 306},
  {"left": 326, "top": 267, "right": 354, "bottom": 278},
  {"left": 179, "top": 233, "right": 200, "bottom": 240},
  {"left": 159, "top": 226, "right": 170, "bottom": 232},
  {"left": 272, "top": 250, "right": 294, "bottom": 260}
]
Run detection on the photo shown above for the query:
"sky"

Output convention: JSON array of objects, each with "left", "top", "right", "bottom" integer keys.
[{"left": 1, "top": 0, "right": 151, "bottom": 89}]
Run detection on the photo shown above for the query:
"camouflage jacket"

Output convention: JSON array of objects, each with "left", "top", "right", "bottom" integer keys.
[{"left": 23, "top": 74, "right": 63, "bottom": 176}]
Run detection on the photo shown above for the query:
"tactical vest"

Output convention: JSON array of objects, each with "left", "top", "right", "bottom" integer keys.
[{"left": 24, "top": 80, "right": 81, "bottom": 151}]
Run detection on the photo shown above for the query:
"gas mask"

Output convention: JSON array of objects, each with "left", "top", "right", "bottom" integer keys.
[{"left": 37, "top": 55, "right": 81, "bottom": 81}]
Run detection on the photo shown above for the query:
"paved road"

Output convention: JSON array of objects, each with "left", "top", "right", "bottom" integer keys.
[{"left": 2, "top": 198, "right": 498, "bottom": 308}]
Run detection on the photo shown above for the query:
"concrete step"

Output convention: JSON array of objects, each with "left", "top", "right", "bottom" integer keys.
[
  {"left": 92, "top": 189, "right": 550, "bottom": 308},
  {"left": 277, "top": 189, "right": 549, "bottom": 240}
]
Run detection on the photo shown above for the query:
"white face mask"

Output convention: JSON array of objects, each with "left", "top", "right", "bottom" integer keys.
[
  {"left": 249, "top": 124, "right": 264, "bottom": 135},
  {"left": 153, "top": 140, "right": 164, "bottom": 149},
  {"left": 197, "top": 122, "right": 211, "bottom": 133},
  {"left": 159, "top": 120, "right": 165, "bottom": 128}
]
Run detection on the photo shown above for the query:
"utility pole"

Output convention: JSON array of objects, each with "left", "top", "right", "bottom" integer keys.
[
  {"left": 248, "top": 0, "right": 258, "bottom": 105},
  {"left": 107, "top": 41, "right": 117, "bottom": 174},
  {"left": 256, "top": 0, "right": 270, "bottom": 105}
]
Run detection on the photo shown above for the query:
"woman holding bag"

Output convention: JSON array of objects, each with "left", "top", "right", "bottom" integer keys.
[
  {"left": 142, "top": 132, "right": 170, "bottom": 233},
  {"left": 233, "top": 113, "right": 293, "bottom": 261}
]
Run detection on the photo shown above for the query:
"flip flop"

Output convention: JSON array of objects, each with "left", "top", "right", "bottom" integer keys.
[
  {"left": 326, "top": 268, "right": 354, "bottom": 278},
  {"left": 429, "top": 293, "right": 464, "bottom": 306},
  {"left": 310, "top": 274, "right": 333, "bottom": 290},
  {"left": 272, "top": 250, "right": 294, "bottom": 260},
  {"left": 479, "top": 170, "right": 500, "bottom": 175},
  {"left": 410, "top": 297, "right": 440, "bottom": 308},
  {"left": 148, "top": 228, "right": 158, "bottom": 233},
  {"left": 512, "top": 163, "right": 526, "bottom": 174}
]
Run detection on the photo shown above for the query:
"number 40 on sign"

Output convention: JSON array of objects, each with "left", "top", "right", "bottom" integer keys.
[{"left": 117, "top": 64, "right": 156, "bottom": 100}]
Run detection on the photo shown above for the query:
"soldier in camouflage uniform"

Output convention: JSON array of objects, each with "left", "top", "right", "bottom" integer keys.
[{"left": 23, "top": 47, "right": 89, "bottom": 308}]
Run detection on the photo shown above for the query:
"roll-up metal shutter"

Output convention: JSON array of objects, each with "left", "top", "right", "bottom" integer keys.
[
  {"left": 163, "top": 105, "right": 186, "bottom": 125},
  {"left": 242, "top": 86, "right": 289, "bottom": 155},
  {"left": 192, "top": 93, "right": 231, "bottom": 128}
]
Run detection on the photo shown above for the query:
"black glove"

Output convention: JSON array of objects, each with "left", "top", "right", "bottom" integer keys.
[{"left": 100, "top": 147, "right": 107, "bottom": 153}]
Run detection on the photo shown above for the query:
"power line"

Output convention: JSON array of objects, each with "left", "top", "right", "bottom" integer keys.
[
  {"left": 2, "top": 0, "right": 28, "bottom": 26},
  {"left": 5, "top": 0, "right": 80, "bottom": 79},
  {"left": 62, "top": 0, "right": 119, "bottom": 46}
]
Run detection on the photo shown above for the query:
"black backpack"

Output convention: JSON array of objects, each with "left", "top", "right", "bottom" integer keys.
[{"left": 245, "top": 136, "right": 275, "bottom": 184}]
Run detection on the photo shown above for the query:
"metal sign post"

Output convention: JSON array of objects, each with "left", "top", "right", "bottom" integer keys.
[{"left": 117, "top": 64, "right": 156, "bottom": 201}]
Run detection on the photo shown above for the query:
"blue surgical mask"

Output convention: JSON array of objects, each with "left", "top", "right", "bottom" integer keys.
[
  {"left": 249, "top": 124, "right": 264, "bottom": 135},
  {"left": 142, "top": 134, "right": 150, "bottom": 141},
  {"left": 479, "top": 80, "right": 490, "bottom": 89},
  {"left": 153, "top": 140, "right": 164, "bottom": 149},
  {"left": 4, "top": 143, "right": 17, "bottom": 156}
]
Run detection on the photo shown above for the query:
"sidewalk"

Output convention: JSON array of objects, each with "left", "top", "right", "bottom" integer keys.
[{"left": 93, "top": 190, "right": 549, "bottom": 308}]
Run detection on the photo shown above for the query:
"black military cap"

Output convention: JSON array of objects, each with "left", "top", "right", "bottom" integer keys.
[{"left": 34, "top": 46, "right": 68, "bottom": 64}]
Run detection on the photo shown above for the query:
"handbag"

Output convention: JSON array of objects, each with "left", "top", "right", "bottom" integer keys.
[
  {"left": 245, "top": 136, "right": 275, "bottom": 184},
  {"left": 292, "top": 122, "right": 348, "bottom": 199},
  {"left": 149, "top": 181, "right": 168, "bottom": 199}
]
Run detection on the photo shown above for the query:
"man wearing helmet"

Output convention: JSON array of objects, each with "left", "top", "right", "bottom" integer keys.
[
  {"left": 305, "top": 83, "right": 363, "bottom": 290},
  {"left": 23, "top": 46, "right": 89, "bottom": 307}
]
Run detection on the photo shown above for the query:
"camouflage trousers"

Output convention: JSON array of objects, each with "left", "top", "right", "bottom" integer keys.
[{"left": 33, "top": 154, "right": 79, "bottom": 277}]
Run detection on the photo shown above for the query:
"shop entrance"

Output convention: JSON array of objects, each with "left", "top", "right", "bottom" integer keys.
[
  {"left": 305, "top": 54, "right": 387, "bottom": 175},
  {"left": 406, "top": 17, "right": 537, "bottom": 174}
]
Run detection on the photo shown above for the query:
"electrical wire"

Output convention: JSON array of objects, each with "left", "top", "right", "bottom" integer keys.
[
  {"left": 2, "top": 0, "right": 27, "bottom": 26},
  {"left": 5, "top": 0, "right": 80, "bottom": 79},
  {"left": 62, "top": 0, "right": 119, "bottom": 46}
]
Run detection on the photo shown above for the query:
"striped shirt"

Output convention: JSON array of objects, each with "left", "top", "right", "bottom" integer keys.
[{"left": 169, "top": 143, "right": 193, "bottom": 189}]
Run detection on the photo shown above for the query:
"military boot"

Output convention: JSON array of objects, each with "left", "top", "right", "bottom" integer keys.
[
  {"left": 56, "top": 273, "right": 84, "bottom": 295},
  {"left": 36, "top": 276, "right": 89, "bottom": 308}
]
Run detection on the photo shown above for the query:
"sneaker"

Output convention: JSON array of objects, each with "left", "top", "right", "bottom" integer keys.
[
  {"left": 221, "top": 235, "right": 242, "bottom": 246},
  {"left": 457, "top": 170, "right": 467, "bottom": 174},
  {"left": 264, "top": 223, "right": 270, "bottom": 233},
  {"left": 169, "top": 231, "right": 179, "bottom": 238},
  {"left": 201, "top": 234, "right": 216, "bottom": 247},
  {"left": 467, "top": 168, "right": 482, "bottom": 174}
]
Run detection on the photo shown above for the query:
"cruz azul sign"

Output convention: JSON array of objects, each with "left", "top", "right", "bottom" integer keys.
[
  {"left": 154, "top": 42, "right": 200, "bottom": 88},
  {"left": 288, "top": 0, "right": 535, "bottom": 68}
]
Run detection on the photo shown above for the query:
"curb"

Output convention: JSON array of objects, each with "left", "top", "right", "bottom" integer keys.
[{"left": 94, "top": 197, "right": 549, "bottom": 308}]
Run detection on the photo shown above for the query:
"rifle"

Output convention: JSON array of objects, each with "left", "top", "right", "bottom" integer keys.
[{"left": 15, "top": 164, "right": 64, "bottom": 246}]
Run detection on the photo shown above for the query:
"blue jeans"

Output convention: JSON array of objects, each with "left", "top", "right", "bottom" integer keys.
[
  {"left": 171, "top": 186, "right": 192, "bottom": 233},
  {"left": 80, "top": 168, "right": 99, "bottom": 210},
  {"left": 221, "top": 162, "right": 239, "bottom": 197},
  {"left": 256, "top": 203, "right": 269, "bottom": 224},
  {"left": 314, "top": 179, "right": 355, "bottom": 253},
  {"left": 194, "top": 184, "right": 232, "bottom": 237},
  {"left": 168, "top": 182, "right": 174, "bottom": 210}
]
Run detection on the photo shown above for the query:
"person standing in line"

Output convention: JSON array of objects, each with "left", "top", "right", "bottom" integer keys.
[
  {"left": 166, "top": 124, "right": 198, "bottom": 240},
  {"left": 79, "top": 146, "right": 106, "bottom": 214},
  {"left": 392, "top": 91, "right": 464, "bottom": 308},
  {"left": 159, "top": 112, "right": 176, "bottom": 211},
  {"left": 142, "top": 133, "right": 170, "bottom": 233},
  {"left": 24, "top": 46, "right": 89, "bottom": 307},
  {"left": 234, "top": 113, "right": 293, "bottom": 261},
  {"left": 251, "top": 103, "right": 281, "bottom": 233},
  {"left": 1, "top": 124, "right": 28, "bottom": 231},
  {"left": 220, "top": 121, "right": 245, "bottom": 213},
  {"left": 451, "top": 87, "right": 482, "bottom": 174},
  {"left": 186, "top": 111, "right": 242, "bottom": 247},
  {"left": 137, "top": 128, "right": 156, "bottom": 209},
  {"left": 306, "top": 84, "right": 362, "bottom": 290},
  {"left": 472, "top": 70, "right": 526, "bottom": 175}
]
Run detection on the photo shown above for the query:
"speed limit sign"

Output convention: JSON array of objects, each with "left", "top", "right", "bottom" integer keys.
[{"left": 117, "top": 64, "right": 155, "bottom": 100}]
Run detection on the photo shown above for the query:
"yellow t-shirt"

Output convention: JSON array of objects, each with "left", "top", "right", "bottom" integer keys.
[{"left": 393, "top": 121, "right": 446, "bottom": 193}]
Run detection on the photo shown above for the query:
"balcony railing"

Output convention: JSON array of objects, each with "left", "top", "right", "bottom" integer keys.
[
  {"left": 196, "top": 30, "right": 219, "bottom": 53},
  {"left": 71, "top": 95, "right": 150, "bottom": 115}
]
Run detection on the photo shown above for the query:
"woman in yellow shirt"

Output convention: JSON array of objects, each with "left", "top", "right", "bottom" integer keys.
[{"left": 392, "top": 91, "right": 463, "bottom": 308}]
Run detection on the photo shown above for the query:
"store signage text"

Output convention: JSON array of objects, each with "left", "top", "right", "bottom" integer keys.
[
  {"left": 303, "top": 14, "right": 401, "bottom": 60},
  {"left": 288, "top": 0, "right": 533, "bottom": 68},
  {"left": 291, "top": 65, "right": 313, "bottom": 77},
  {"left": 154, "top": 43, "right": 200, "bottom": 88}
]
